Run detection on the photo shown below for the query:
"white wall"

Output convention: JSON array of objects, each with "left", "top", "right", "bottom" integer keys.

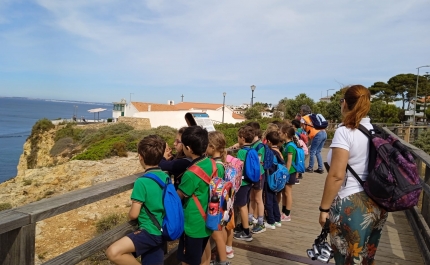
[{"left": 133, "top": 108, "right": 244, "bottom": 129}]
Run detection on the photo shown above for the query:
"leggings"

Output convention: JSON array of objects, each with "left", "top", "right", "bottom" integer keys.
[{"left": 329, "top": 192, "right": 388, "bottom": 265}]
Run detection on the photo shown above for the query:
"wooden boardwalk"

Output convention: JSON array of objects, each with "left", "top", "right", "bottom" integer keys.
[{"left": 230, "top": 148, "right": 425, "bottom": 265}]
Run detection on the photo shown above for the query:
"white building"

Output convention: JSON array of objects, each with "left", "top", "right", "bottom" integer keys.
[{"left": 113, "top": 100, "right": 246, "bottom": 129}]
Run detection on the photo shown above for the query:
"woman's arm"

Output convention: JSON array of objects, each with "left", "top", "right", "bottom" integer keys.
[{"left": 319, "top": 147, "right": 349, "bottom": 226}]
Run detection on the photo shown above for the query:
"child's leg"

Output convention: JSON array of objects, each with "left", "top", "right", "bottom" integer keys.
[
  {"left": 285, "top": 184, "right": 293, "bottom": 215},
  {"left": 276, "top": 192, "right": 282, "bottom": 205},
  {"left": 212, "top": 230, "right": 227, "bottom": 262},
  {"left": 248, "top": 189, "right": 256, "bottom": 223},
  {"left": 264, "top": 186, "right": 275, "bottom": 225},
  {"left": 201, "top": 241, "right": 211, "bottom": 265},
  {"left": 273, "top": 192, "right": 281, "bottom": 223},
  {"left": 105, "top": 237, "right": 140, "bottom": 265}
]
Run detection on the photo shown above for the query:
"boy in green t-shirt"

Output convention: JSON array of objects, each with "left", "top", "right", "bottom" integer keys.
[
  {"left": 233, "top": 125, "right": 256, "bottom": 242},
  {"left": 106, "top": 135, "right": 169, "bottom": 265},
  {"left": 176, "top": 126, "right": 214, "bottom": 265}
]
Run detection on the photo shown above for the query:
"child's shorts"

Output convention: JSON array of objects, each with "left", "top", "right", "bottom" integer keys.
[
  {"left": 286, "top": 172, "right": 297, "bottom": 185},
  {"left": 234, "top": 184, "right": 252, "bottom": 207},
  {"left": 127, "top": 229, "right": 163, "bottom": 265},
  {"left": 252, "top": 173, "right": 266, "bottom": 190},
  {"left": 177, "top": 233, "right": 210, "bottom": 265}
]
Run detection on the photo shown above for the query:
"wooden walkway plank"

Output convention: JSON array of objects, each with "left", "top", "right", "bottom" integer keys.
[{"left": 230, "top": 148, "right": 425, "bottom": 265}]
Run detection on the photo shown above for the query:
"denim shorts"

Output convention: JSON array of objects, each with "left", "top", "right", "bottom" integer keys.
[{"left": 127, "top": 229, "right": 163, "bottom": 265}]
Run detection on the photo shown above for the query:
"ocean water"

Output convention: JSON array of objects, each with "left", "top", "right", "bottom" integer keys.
[{"left": 0, "top": 97, "right": 112, "bottom": 183}]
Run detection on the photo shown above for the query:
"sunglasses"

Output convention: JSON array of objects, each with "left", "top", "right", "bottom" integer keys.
[{"left": 339, "top": 98, "right": 345, "bottom": 104}]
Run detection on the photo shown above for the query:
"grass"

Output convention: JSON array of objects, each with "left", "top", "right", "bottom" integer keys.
[
  {"left": 0, "top": 202, "right": 12, "bottom": 211},
  {"left": 95, "top": 213, "right": 128, "bottom": 234}
]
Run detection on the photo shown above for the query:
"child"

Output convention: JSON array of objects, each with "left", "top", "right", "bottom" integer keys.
[
  {"left": 233, "top": 126, "right": 256, "bottom": 242},
  {"left": 291, "top": 119, "right": 308, "bottom": 180},
  {"left": 176, "top": 126, "right": 214, "bottom": 265},
  {"left": 264, "top": 131, "right": 284, "bottom": 229},
  {"left": 246, "top": 121, "right": 266, "bottom": 234},
  {"left": 279, "top": 125, "right": 299, "bottom": 222},
  {"left": 203, "top": 131, "right": 232, "bottom": 265},
  {"left": 106, "top": 135, "right": 169, "bottom": 265},
  {"left": 159, "top": 127, "right": 192, "bottom": 189}
]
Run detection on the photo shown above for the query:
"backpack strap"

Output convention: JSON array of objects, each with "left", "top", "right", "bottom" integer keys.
[
  {"left": 188, "top": 160, "right": 217, "bottom": 221},
  {"left": 140, "top": 173, "right": 165, "bottom": 232}
]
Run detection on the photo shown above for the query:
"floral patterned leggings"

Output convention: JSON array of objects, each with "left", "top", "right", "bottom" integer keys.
[{"left": 329, "top": 192, "right": 388, "bottom": 265}]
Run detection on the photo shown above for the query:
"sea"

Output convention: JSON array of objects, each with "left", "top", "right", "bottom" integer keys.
[{"left": 0, "top": 97, "right": 113, "bottom": 184}]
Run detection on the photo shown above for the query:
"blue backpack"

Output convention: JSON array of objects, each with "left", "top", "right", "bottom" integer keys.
[
  {"left": 242, "top": 147, "right": 261, "bottom": 183},
  {"left": 255, "top": 143, "right": 275, "bottom": 170},
  {"left": 308, "top": 113, "right": 328, "bottom": 130},
  {"left": 286, "top": 142, "right": 306, "bottom": 173},
  {"left": 267, "top": 155, "right": 289, "bottom": 192},
  {"left": 141, "top": 173, "right": 184, "bottom": 241}
]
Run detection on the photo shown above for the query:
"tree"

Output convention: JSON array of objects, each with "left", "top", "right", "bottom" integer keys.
[
  {"left": 252, "top": 102, "right": 267, "bottom": 112},
  {"left": 387, "top": 74, "right": 427, "bottom": 110},
  {"left": 368, "top": 100, "right": 401, "bottom": 123},
  {"left": 244, "top": 107, "right": 262, "bottom": 120},
  {"left": 426, "top": 107, "right": 430, "bottom": 121},
  {"left": 369, "top": 82, "right": 398, "bottom": 104},
  {"left": 277, "top": 94, "right": 316, "bottom": 120}
]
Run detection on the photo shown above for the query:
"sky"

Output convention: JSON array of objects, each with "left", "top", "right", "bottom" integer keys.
[{"left": 0, "top": 0, "right": 429, "bottom": 106}]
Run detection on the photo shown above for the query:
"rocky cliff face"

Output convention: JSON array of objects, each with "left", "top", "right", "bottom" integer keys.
[{"left": 0, "top": 125, "right": 145, "bottom": 263}]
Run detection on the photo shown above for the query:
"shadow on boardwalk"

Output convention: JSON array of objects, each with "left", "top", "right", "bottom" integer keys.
[{"left": 231, "top": 148, "right": 425, "bottom": 265}]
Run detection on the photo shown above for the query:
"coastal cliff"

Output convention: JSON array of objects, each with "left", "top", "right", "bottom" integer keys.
[{"left": 0, "top": 122, "right": 147, "bottom": 263}]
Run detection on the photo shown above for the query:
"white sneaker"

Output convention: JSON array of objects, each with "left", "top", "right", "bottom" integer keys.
[
  {"left": 281, "top": 213, "right": 291, "bottom": 222},
  {"left": 275, "top": 221, "right": 282, "bottom": 227},
  {"left": 226, "top": 249, "right": 234, "bottom": 259},
  {"left": 264, "top": 222, "right": 276, "bottom": 230}
]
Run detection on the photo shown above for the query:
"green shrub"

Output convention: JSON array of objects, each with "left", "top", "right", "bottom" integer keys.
[
  {"left": 414, "top": 130, "right": 430, "bottom": 154},
  {"left": 112, "top": 142, "right": 128, "bottom": 157},
  {"left": 107, "top": 118, "right": 113, "bottom": 122},
  {"left": 44, "top": 190, "right": 55, "bottom": 197},
  {"left": 50, "top": 137, "right": 75, "bottom": 156},
  {"left": 29, "top": 118, "right": 55, "bottom": 137},
  {"left": 80, "top": 123, "right": 134, "bottom": 147},
  {"left": 74, "top": 136, "right": 127, "bottom": 160},
  {"left": 55, "top": 123, "right": 83, "bottom": 142},
  {"left": 0, "top": 202, "right": 12, "bottom": 211},
  {"left": 95, "top": 213, "right": 128, "bottom": 234},
  {"left": 23, "top": 179, "right": 32, "bottom": 186}
]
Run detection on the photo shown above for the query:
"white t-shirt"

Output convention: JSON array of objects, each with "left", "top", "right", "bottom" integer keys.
[{"left": 327, "top": 118, "right": 373, "bottom": 199}]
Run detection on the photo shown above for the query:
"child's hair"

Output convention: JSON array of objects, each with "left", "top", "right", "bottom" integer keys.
[
  {"left": 208, "top": 131, "right": 227, "bottom": 162},
  {"left": 291, "top": 119, "right": 301, "bottom": 130},
  {"left": 175, "top": 127, "right": 188, "bottom": 159},
  {"left": 262, "top": 123, "right": 279, "bottom": 140},
  {"left": 272, "top": 120, "right": 282, "bottom": 128},
  {"left": 181, "top": 126, "right": 209, "bottom": 156},
  {"left": 283, "top": 126, "right": 300, "bottom": 147},
  {"left": 247, "top": 121, "right": 262, "bottom": 139},
  {"left": 238, "top": 126, "right": 255, "bottom": 143},
  {"left": 266, "top": 131, "right": 281, "bottom": 146},
  {"left": 137, "top": 135, "right": 166, "bottom": 165}
]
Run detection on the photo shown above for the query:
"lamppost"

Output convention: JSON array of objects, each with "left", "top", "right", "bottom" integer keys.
[
  {"left": 250, "top": 85, "right": 256, "bottom": 107},
  {"left": 222, "top": 92, "right": 226, "bottom": 123},
  {"left": 413, "top": 65, "right": 430, "bottom": 124},
  {"left": 327, "top": 89, "right": 335, "bottom": 99}
]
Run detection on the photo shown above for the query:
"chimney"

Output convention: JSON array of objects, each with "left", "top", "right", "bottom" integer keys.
[
  {"left": 167, "top": 100, "right": 175, "bottom": 105},
  {"left": 148, "top": 105, "right": 151, "bottom": 111}
]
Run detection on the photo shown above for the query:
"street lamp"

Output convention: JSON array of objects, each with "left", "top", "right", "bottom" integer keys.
[
  {"left": 222, "top": 92, "right": 226, "bottom": 123},
  {"left": 250, "top": 85, "right": 256, "bottom": 107},
  {"left": 327, "top": 89, "right": 335, "bottom": 99},
  {"left": 413, "top": 65, "right": 430, "bottom": 124}
]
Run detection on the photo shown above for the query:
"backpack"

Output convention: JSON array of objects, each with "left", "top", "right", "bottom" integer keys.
[
  {"left": 224, "top": 155, "right": 243, "bottom": 192},
  {"left": 255, "top": 143, "right": 275, "bottom": 170},
  {"left": 242, "top": 147, "right": 261, "bottom": 183},
  {"left": 308, "top": 113, "right": 329, "bottom": 130},
  {"left": 141, "top": 173, "right": 184, "bottom": 241},
  {"left": 189, "top": 160, "right": 233, "bottom": 230},
  {"left": 347, "top": 124, "right": 422, "bottom": 212},
  {"left": 294, "top": 135, "right": 309, "bottom": 155},
  {"left": 296, "top": 131, "right": 309, "bottom": 145},
  {"left": 286, "top": 142, "right": 306, "bottom": 173},
  {"left": 267, "top": 154, "right": 289, "bottom": 192}
]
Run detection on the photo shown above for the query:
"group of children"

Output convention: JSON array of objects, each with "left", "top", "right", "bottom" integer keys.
[{"left": 105, "top": 120, "right": 307, "bottom": 265}]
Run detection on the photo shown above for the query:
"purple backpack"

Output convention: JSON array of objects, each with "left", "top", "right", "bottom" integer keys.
[{"left": 347, "top": 124, "right": 422, "bottom": 212}]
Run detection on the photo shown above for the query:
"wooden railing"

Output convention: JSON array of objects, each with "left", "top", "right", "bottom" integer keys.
[
  {"left": 382, "top": 127, "right": 430, "bottom": 263},
  {"left": 0, "top": 173, "right": 178, "bottom": 265}
]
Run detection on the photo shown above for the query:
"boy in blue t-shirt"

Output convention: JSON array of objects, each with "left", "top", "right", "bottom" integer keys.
[{"left": 106, "top": 135, "right": 169, "bottom": 265}]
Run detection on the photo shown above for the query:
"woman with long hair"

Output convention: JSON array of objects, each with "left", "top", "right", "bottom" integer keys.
[{"left": 319, "top": 85, "right": 388, "bottom": 264}]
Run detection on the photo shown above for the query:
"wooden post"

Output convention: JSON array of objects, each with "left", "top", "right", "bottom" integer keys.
[
  {"left": 405, "top": 126, "right": 411, "bottom": 143},
  {"left": 0, "top": 223, "right": 36, "bottom": 265}
]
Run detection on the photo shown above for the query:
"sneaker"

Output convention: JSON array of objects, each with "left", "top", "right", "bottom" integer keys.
[
  {"left": 265, "top": 222, "right": 276, "bottom": 230},
  {"left": 295, "top": 179, "right": 300, "bottom": 184},
  {"left": 234, "top": 231, "right": 253, "bottom": 242},
  {"left": 226, "top": 249, "right": 234, "bottom": 259},
  {"left": 314, "top": 168, "right": 324, "bottom": 174},
  {"left": 298, "top": 173, "right": 303, "bottom": 179},
  {"left": 216, "top": 262, "right": 232, "bottom": 265},
  {"left": 248, "top": 216, "right": 257, "bottom": 227},
  {"left": 305, "top": 168, "right": 314, "bottom": 173},
  {"left": 234, "top": 223, "right": 243, "bottom": 233},
  {"left": 275, "top": 221, "right": 282, "bottom": 227},
  {"left": 251, "top": 223, "right": 266, "bottom": 234},
  {"left": 281, "top": 213, "right": 291, "bottom": 222}
]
